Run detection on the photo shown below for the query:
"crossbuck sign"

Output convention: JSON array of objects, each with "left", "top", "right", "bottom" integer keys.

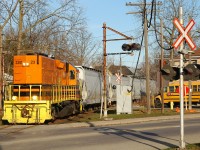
[
  {"left": 115, "top": 72, "right": 122, "bottom": 84},
  {"left": 172, "top": 18, "right": 196, "bottom": 50}
]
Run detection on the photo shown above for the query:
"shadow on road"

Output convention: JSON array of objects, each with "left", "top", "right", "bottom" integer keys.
[{"left": 94, "top": 126, "right": 178, "bottom": 150}]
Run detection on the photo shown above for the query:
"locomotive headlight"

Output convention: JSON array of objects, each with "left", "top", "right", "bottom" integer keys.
[
  {"left": 12, "top": 96, "right": 17, "bottom": 101},
  {"left": 22, "top": 62, "right": 29, "bottom": 67},
  {"left": 32, "top": 95, "right": 38, "bottom": 101}
]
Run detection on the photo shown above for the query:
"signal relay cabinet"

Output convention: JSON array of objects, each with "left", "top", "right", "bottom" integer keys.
[{"left": 116, "top": 85, "right": 132, "bottom": 114}]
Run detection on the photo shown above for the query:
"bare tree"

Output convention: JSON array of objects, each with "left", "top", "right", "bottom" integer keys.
[
  {"left": 67, "top": 27, "right": 101, "bottom": 66},
  {"left": 16, "top": 0, "right": 85, "bottom": 53},
  {"left": 1, "top": 0, "right": 100, "bottom": 66},
  {"left": 0, "top": 0, "right": 19, "bottom": 109}
]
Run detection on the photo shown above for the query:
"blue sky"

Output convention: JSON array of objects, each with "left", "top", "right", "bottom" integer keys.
[
  {"left": 79, "top": 0, "right": 136, "bottom": 37},
  {"left": 78, "top": 0, "right": 200, "bottom": 68},
  {"left": 78, "top": 0, "right": 144, "bottom": 67}
]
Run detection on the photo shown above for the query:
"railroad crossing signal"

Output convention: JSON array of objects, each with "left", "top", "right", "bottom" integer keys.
[
  {"left": 184, "top": 64, "right": 200, "bottom": 80},
  {"left": 161, "top": 64, "right": 200, "bottom": 81},
  {"left": 161, "top": 64, "right": 179, "bottom": 81},
  {"left": 122, "top": 43, "right": 141, "bottom": 51},
  {"left": 115, "top": 72, "right": 122, "bottom": 84},
  {"left": 172, "top": 18, "right": 196, "bottom": 50}
]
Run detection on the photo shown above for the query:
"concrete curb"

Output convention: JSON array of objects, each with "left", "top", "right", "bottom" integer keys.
[{"left": 58, "top": 113, "right": 200, "bottom": 128}]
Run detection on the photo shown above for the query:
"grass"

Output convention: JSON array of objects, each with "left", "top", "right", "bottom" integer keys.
[
  {"left": 55, "top": 107, "right": 186, "bottom": 123},
  {"left": 50, "top": 106, "right": 200, "bottom": 124},
  {"left": 165, "top": 143, "right": 200, "bottom": 150}
]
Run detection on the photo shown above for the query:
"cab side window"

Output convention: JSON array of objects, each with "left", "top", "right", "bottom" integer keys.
[{"left": 70, "top": 70, "right": 75, "bottom": 79}]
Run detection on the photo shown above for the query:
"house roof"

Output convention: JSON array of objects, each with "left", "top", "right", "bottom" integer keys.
[
  {"left": 174, "top": 48, "right": 200, "bottom": 60},
  {"left": 94, "top": 65, "right": 133, "bottom": 76}
]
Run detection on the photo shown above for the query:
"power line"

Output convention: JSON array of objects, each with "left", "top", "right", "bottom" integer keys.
[
  {"left": 147, "top": 0, "right": 154, "bottom": 28},
  {"left": 153, "top": 0, "right": 173, "bottom": 51}
]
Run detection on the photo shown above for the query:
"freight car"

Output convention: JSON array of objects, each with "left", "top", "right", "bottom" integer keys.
[
  {"left": 2, "top": 53, "right": 81, "bottom": 124},
  {"left": 76, "top": 66, "right": 134, "bottom": 106},
  {"left": 76, "top": 66, "right": 102, "bottom": 106}
]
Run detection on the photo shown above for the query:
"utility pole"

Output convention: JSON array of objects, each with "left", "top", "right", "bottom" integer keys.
[
  {"left": 18, "top": 0, "right": 24, "bottom": 54},
  {"left": 188, "top": 51, "right": 192, "bottom": 110},
  {"left": 103, "top": 23, "right": 107, "bottom": 118},
  {"left": 160, "top": 18, "right": 164, "bottom": 114},
  {"left": 144, "top": 8, "right": 151, "bottom": 114},
  {"left": 188, "top": 16, "right": 192, "bottom": 111},
  {"left": 126, "top": 2, "right": 163, "bottom": 114}
]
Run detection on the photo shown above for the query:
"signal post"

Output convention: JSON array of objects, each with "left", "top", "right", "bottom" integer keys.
[
  {"left": 179, "top": 9, "right": 185, "bottom": 148},
  {"left": 102, "top": 23, "right": 133, "bottom": 118},
  {"left": 161, "top": 7, "right": 196, "bottom": 149}
]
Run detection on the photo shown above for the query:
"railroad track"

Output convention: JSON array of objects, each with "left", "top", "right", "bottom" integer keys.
[{"left": 0, "top": 125, "right": 36, "bottom": 135}]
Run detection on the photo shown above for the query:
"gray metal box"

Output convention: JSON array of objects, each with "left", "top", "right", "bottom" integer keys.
[{"left": 116, "top": 85, "right": 132, "bottom": 114}]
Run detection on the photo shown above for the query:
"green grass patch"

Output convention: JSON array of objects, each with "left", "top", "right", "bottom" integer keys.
[
  {"left": 56, "top": 108, "right": 182, "bottom": 124},
  {"left": 165, "top": 143, "right": 200, "bottom": 150}
]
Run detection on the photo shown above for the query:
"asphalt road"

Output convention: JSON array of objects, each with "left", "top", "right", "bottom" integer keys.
[{"left": 0, "top": 116, "right": 200, "bottom": 150}]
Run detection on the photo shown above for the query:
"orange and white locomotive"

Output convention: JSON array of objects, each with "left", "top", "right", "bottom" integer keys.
[{"left": 2, "top": 53, "right": 81, "bottom": 124}]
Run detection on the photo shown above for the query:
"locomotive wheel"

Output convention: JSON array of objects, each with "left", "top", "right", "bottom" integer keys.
[
  {"left": 75, "top": 101, "right": 81, "bottom": 113},
  {"left": 51, "top": 106, "right": 58, "bottom": 121},
  {"left": 154, "top": 98, "right": 162, "bottom": 108},
  {"left": 1, "top": 120, "right": 9, "bottom": 125}
]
